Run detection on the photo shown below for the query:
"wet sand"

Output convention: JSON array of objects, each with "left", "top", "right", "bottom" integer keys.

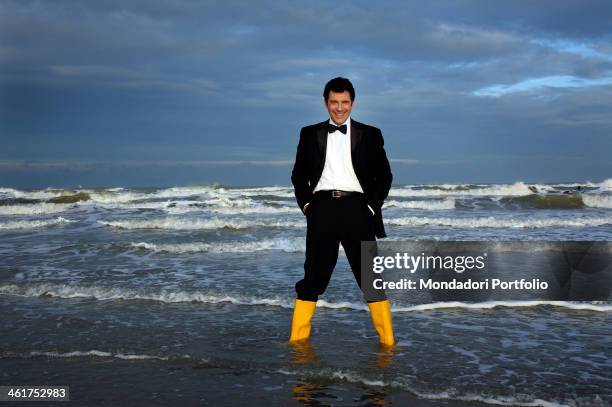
[{"left": 1, "top": 356, "right": 492, "bottom": 406}]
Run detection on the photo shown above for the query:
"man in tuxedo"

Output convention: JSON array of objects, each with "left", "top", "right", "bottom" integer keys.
[{"left": 289, "top": 77, "right": 395, "bottom": 346}]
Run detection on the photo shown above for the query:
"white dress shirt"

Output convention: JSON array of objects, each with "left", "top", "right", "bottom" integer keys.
[
  {"left": 314, "top": 117, "right": 363, "bottom": 193},
  {"left": 307, "top": 116, "right": 374, "bottom": 215}
]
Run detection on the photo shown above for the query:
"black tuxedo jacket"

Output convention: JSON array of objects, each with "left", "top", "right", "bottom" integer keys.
[{"left": 291, "top": 119, "right": 393, "bottom": 238}]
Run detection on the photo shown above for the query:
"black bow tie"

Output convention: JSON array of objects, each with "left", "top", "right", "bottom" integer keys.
[{"left": 327, "top": 123, "right": 347, "bottom": 134}]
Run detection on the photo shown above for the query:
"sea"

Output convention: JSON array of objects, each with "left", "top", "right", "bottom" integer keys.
[{"left": 1, "top": 181, "right": 611, "bottom": 406}]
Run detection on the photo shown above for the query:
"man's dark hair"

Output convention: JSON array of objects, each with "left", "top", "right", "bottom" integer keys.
[{"left": 323, "top": 77, "right": 355, "bottom": 102}]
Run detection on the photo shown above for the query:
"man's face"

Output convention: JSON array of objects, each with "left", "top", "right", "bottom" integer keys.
[{"left": 325, "top": 90, "right": 354, "bottom": 125}]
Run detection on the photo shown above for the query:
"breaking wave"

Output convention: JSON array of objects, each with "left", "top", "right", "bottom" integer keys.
[
  {"left": 0, "top": 203, "right": 73, "bottom": 215},
  {"left": 98, "top": 217, "right": 304, "bottom": 230},
  {"left": 130, "top": 237, "right": 305, "bottom": 253},
  {"left": 1, "top": 283, "right": 609, "bottom": 312},
  {"left": 390, "top": 182, "right": 539, "bottom": 197},
  {"left": 386, "top": 198, "right": 455, "bottom": 210},
  {"left": 0, "top": 216, "right": 73, "bottom": 230},
  {"left": 0, "top": 350, "right": 172, "bottom": 361},
  {"left": 386, "top": 215, "right": 611, "bottom": 228},
  {"left": 583, "top": 194, "right": 612, "bottom": 209}
]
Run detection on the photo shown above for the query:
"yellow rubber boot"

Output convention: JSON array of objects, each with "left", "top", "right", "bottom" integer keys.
[
  {"left": 289, "top": 299, "right": 317, "bottom": 342},
  {"left": 368, "top": 300, "right": 395, "bottom": 346}
]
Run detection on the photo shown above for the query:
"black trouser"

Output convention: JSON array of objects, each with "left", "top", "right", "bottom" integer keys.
[{"left": 295, "top": 191, "right": 386, "bottom": 302}]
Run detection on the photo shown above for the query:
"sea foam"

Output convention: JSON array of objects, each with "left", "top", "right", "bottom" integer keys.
[
  {"left": 98, "top": 217, "right": 304, "bottom": 230},
  {"left": 1, "top": 283, "right": 609, "bottom": 312},
  {"left": 130, "top": 237, "right": 306, "bottom": 253},
  {"left": 386, "top": 215, "right": 612, "bottom": 228},
  {"left": 0, "top": 216, "right": 72, "bottom": 229}
]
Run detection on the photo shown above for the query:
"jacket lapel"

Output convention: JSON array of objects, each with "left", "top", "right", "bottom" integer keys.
[
  {"left": 316, "top": 122, "right": 327, "bottom": 155},
  {"left": 316, "top": 121, "right": 328, "bottom": 173},
  {"left": 350, "top": 119, "right": 362, "bottom": 172}
]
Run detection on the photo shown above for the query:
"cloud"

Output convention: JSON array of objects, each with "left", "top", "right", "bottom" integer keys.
[
  {"left": 531, "top": 39, "right": 612, "bottom": 61},
  {"left": 1, "top": 0, "right": 611, "bottom": 185},
  {"left": 427, "top": 23, "right": 522, "bottom": 58},
  {"left": 472, "top": 73, "right": 612, "bottom": 97},
  {"left": 46, "top": 64, "right": 219, "bottom": 93}
]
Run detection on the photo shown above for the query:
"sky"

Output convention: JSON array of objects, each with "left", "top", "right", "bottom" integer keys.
[{"left": 1, "top": 0, "right": 611, "bottom": 188}]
